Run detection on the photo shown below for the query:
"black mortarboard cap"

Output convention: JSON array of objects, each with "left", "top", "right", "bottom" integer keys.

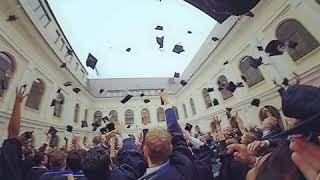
[
  {"left": 251, "top": 98, "right": 260, "bottom": 107},
  {"left": 66, "top": 47, "right": 73, "bottom": 56},
  {"left": 277, "top": 87, "right": 286, "bottom": 96},
  {"left": 73, "top": 88, "right": 81, "bottom": 94},
  {"left": 249, "top": 57, "right": 263, "bottom": 69},
  {"left": 226, "top": 107, "right": 232, "bottom": 112},
  {"left": 155, "top": 25, "right": 163, "bottom": 30},
  {"left": 106, "top": 123, "right": 115, "bottom": 132},
  {"left": 218, "top": 87, "right": 224, "bottom": 91},
  {"left": 223, "top": 61, "right": 229, "bottom": 65},
  {"left": 126, "top": 48, "right": 131, "bottom": 52},
  {"left": 226, "top": 81, "right": 237, "bottom": 92},
  {"left": 81, "top": 121, "right": 88, "bottom": 128},
  {"left": 241, "top": 75, "right": 247, "bottom": 82},
  {"left": 66, "top": 125, "right": 73, "bottom": 133},
  {"left": 143, "top": 129, "right": 149, "bottom": 136},
  {"left": 50, "top": 99, "right": 56, "bottom": 107},
  {"left": 121, "top": 94, "right": 133, "bottom": 104},
  {"left": 187, "top": 31, "right": 192, "bottom": 34},
  {"left": 7, "top": 15, "right": 18, "bottom": 22},
  {"left": 60, "top": 63, "right": 67, "bottom": 68},
  {"left": 99, "top": 89, "right": 104, "bottom": 94},
  {"left": 287, "top": 41, "right": 298, "bottom": 49},
  {"left": 156, "top": 36, "right": 164, "bottom": 49},
  {"left": 127, "top": 125, "right": 131, "bottom": 128},
  {"left": 102, "top": 116, "right": 109, "bottom": 123},
  {"left": 144, "top": 99, "right": 150, "bottom": 103},
  {"left": 213, "top": 98, "right": 219, "bottom": 106},
  {"left": 207, "top": 88, "right": 214, "bottom": 92},
  {"left": 173, "top": 45, "right": 185, "bottom": 54},
  {"left": 48, "top": 126, "right": 58, "bottom": 135},
  {"left": 140, "top": 93, "right": 145, "bottom": 97},
  {"left": 245, "top": 11, "right": 254, "bottom": 17},
  {"left": 185, "top": 123, "right": 193, "bottom": 131},
  {"left": 226, "top": 107, "right": 232, "bottom": 119},
  {"left": 63, "top": 81, "right": 72, "bottom": 87},
  {"left": 265, "top": 40, "right": 286, "bottom": 56},
  {"left": 57, "top": 88, "right": 62, "bottom": 93},
  {"left": 257, "top": 46, "right": 264, "bottom": 51},
  {"left": 212, "top": 37, "right": 219, "bottom": 41},
  {"left": 237, "top": 82, "right": 244, "bottom": 87},
  {"left": 282, "top": 78, "right": 289, "bottom": 86},
  {"left": 174, "top": 72, "right": 180, "bottom": 78},
  {"left": 100, "top": 127, "right": 108, "bottom": 134},
  {"left": 86, "top": 53, "right": 98, "bottom": 70},
  {"left": 180, "top": 80, "right": 188, "bottom": 86}
]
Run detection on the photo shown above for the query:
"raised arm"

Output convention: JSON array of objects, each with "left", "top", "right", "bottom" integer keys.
[
  {"left": 235, "top": 113, "right": 247, "bottom": 135},
  {"left": 8, "top": 86, "right": 28, "bottom": 139}
]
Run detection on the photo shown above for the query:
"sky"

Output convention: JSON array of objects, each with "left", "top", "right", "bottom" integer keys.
[{"left": 48, "top": 0, "right": 216, "bottom": 79}]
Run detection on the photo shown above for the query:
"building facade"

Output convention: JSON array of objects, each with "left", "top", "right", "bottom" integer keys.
[{"left": 0, "top": 0, "right": 319, "bottom": 147}]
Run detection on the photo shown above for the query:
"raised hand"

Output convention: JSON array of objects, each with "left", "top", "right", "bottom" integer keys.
[
  {"left": 114, "top": 122, "right": 126, "bottom": 135},
  {"left": 15, "top": 85, "right": 29, "bottom": 103},
  {"left": 227, "top": 143, "right": 256, "bottom": 166}
]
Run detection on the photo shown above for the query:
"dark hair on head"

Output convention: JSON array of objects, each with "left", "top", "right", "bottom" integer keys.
[
  {"left": 128, "top": 134, "right": 136, "bottom": 141},
  {"left": 67, "top": 150, "right": 83, "bottom": 171},
  {"left": 82, "top": 146, "right": 111, "bottom": 180},
  {"left": 33, "top": 151, "right": 46, "bottom": 166},
  {"left": 92, "top": 136, "right": 102, "bottom": 146},
  {"left": 48, "top": 149, "right": 66, "bottom": 170},
  {"left": 255, "top": 142, "right": 305, "bottom": 180},
  {"left": 259, "top": 105, "right": 284, "bottom": 129}
]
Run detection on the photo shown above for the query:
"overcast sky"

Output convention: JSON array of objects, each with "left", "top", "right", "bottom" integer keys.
[{"left": 48, "top": 0, "right": 216, "bottom": 78}]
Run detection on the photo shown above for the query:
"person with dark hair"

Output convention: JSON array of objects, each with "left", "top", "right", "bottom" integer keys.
[
  {"left": 26, "top": 151, "right": 48, "bottom": 180},
  {"left": 82, "top": 123, "right": 147, "bottom": 180},
  {"left": 40, "top": 149, "right": 71, "bottom": 180},
  {"left": 66, "top": 150, "right": 87, "bottom": 179},
  {"left": 0, "top": 86, "right": 30, "bottom": 180}
]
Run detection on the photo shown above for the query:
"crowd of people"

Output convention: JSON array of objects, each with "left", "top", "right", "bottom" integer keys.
[{"left": 0, "top": 84, "right": 320, "bottom": 180}]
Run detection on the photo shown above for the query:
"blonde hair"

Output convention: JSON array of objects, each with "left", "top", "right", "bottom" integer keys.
[{"left": 145, "top": 127, "right": 172, "bottom": 164}]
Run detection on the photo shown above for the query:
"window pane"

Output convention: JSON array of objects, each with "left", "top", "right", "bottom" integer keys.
[
  {"left": 109, "top": 110, "right": 118, "bottom": 122},
  {"left": 190, "top": 98, "right": 197, "bottom": 115},
  {"left": 39, "top": 15, "right": 50, "bottom": 27},
  {"left": 217, "top": 75, "right": 233, "bottom": 100},
  {"left": 157, "top": 108, "right": 166, "bottom": 122},
  {"left": 26, "top": 79, "right": 45, "bottom": 110},
  {"left": 125, "top": 109, "right": 134, "bottom": 125},
  {"left": 240, "top": 57, "right": 264, "bottom": 87},
  {"left": 183, "top": 104, "right": 188, "bottom": 118},
  {"left": 28, "top": 0, "right": 41, "bottom": 11},
  {"left": 141, "top": 108, "right": 150, "bottom": 124},
  {"left": 202, "top": 88, "right": 212, "bottom": 108}
]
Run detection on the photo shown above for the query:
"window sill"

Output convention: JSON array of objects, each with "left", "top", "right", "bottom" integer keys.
[
  {"left": 24, "top": 106, "right": 40, "bottom": 113},
  {"left": 294, "top": 46, "right": 320, "bottom": 64}
]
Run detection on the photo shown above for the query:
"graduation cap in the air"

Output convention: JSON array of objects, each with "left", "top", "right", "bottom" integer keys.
[
  {"left": 60, "top": 63, "right": 67, "bottom": 68},
  {"left": 86, "top": 53, "right": 98, "bottom": 70},
  {"left": 212, "top": 37, "right": 219, "bottom": 41},
  {"left": 251, "top": 98, "right": 260, "bottom": 107},
  {"left": 121, "top": 94, "right": 133, "bottom": 104},
  {"left": 156, "top": 36, "right": 164, "bottom": 49},
  {"left": 249, "top": 57, "right": 263, "bottom": 69},
  {"left": 126, "top": 48, "right": 131, "bottom": 52},
  {"left": 140, "top": 93, "right": 145, "bottom": 97},
  {"left": 155, "top": 25, "right": 163, "bottom": 30},
  {"left": 257, "top": 46, "right": 264, "bottom": 51},
  {"left": 223, "top": 61, "right": 229, "bottom": 65},
  {"left": 226, "top": 81, "right": 237, "bottom": 92},
  {"left": 144, "top": 99, "right": 150, "bottom": 103},
  {"left": 282, "top": 78, "right": 289, "bottom": 86},
  {"left": 106, "top": 123, "right": 115, "bottom": 132},
  {"left": 185, "top": 123, "right": 193, "bottom": 131},
  {"left": 207, "top": 88, "right": 214, "bottom": 92},
  {"left": 273, "top": 85, "right": 320, "bottom": 138},
  {"left": 102, "top": 116, "right": 109, "bottom": 123},
  {"left": 180, "top": 80, "right": 188, "bottom": 86},
  {"left": 81, "top": 121, "right": 88, "bottom": 128},
  {"left": 174, "top": 72, "right": 180, "bottom": 78},
  {"left": 73, "top": 88, "right": 81, "bottom": 94},
  {"left": 50, "top": 99, "right": 56, "bottom": 107},
  {"left": 187, "top": 31, "right": 192, "bottom": 34},
  {"left": 226, "top": 108, "right": 232, "bottom": 119},
  {"left": 66, "top": 125, "right": 73, "bottom": 133},
  {"left": 63, "top": 81, "right": 72, "bottom": 87},
  {"left": 213, "top": 98, "right": 219, "bottom": 106},
  {"left": 57, "top": 88, "right": 62, "bottom": 93},
  {"left": 48, "top": 126, "right": 58, "bottom": 135},
  {"left": 127, "top": 125, "right": 131, "bottom": 128},
  {"left": 173, "top": 45, "right": 185, "bottom": 54},
  {"left": 7, "top": 15, "right": 18, "bottom": 22},
  {"left": 100, "top": 127, "right": 108, "bottom": 134},
  {"left": 66, "top": 47, "right": 73, "bottom": 56},
  {"left": 99, "top": 89, "right": 105, "bottom": 94},
  {"left": 237, "top": 82, "right": 244, "bottom": 88},
  {"left": 241, "top": 75, "right": 247, "bottom": 82}
]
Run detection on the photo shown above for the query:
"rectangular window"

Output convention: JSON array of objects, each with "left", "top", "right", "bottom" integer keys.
[
  {"left": 29, "top": 0, "right": 51, "bottom": 27},
  {"left": 54, "top": 30, "right": 60, "bottom": 43},
  {"left": 75, "top": 62, "right": 79, "bottom": 71},
  {"left": 59, "top": 39, "right": 65, "bottom": 51}
]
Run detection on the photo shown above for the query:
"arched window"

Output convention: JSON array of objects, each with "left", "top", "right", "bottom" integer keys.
[
  {"left": 202, "top": 88, "right": 212, "bottom": 108},
  {"left": 276, "top": 19, "right": 319, "bottom": 61},
  {"left": 240, "top": 56, "right": 265, "bottom": 87},
  {"left": 25, "top": 78, "right": 45, "bottom": 110},
  {"left": 182, "top": 104, "right": 188, "bottom": 118},
  {"left": 141, "top": 108, "right": 150, "bottom": 124},
  {"left": 157, "top": 107, "right": 166, "bottom": 122},
  {"left": 53, "top": 92, "right": 64, "bottom": 118},
  {"left": 109, "top": 110, "right": 118, "bottom": 122},
  {"left": 93, "top": 111, "right": 103, "bottom": 126},
  {"left": 172, "top": 106, "right": 179, "bottom": 120},
  {"left": 73, "top": 104, "right": 80, "bottom": 122},
  {"left": 125, "top": 109, "right": 134, "bottom": 125},
  {"left": 0, "top": 52, "right": 15, "bottom": 97},
  {"left": 217, "top": 75, "right": 233, "bottom": 100},
  {"left": 190, "top": 98, "right": 197, "bottom": 115}
]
